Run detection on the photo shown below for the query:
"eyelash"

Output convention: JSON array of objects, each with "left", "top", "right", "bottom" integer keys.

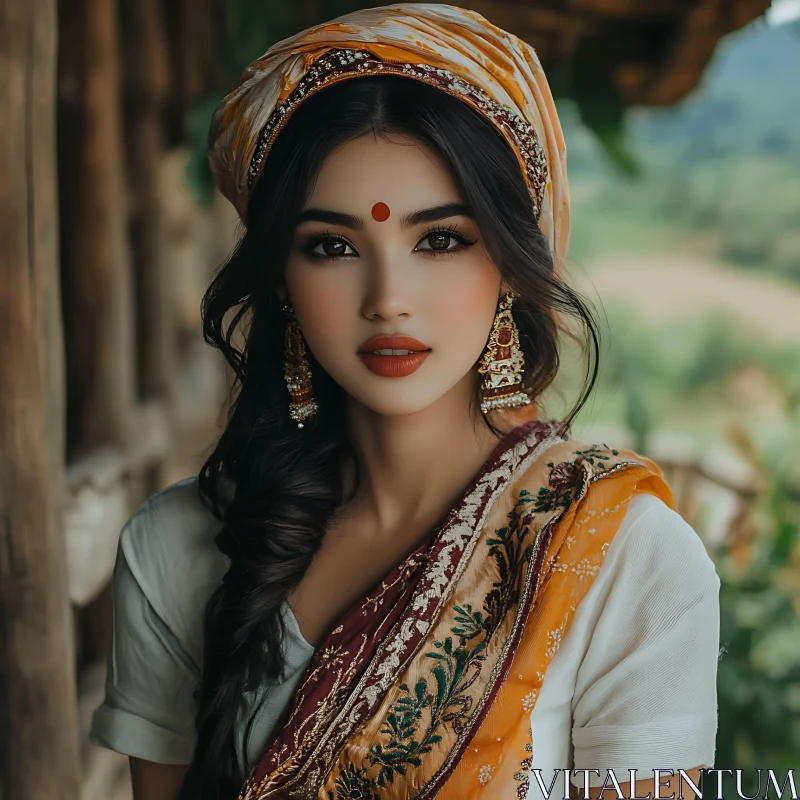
[{"left": 300, "top": 224, "right": 477, "bottom": 262}]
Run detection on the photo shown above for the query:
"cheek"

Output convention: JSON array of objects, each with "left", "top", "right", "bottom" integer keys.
[
  {"left": 430, "top": 264, "right": 500, "bottom": 342},
  {"left": 284, "top": 267, "right": 355, "bottom": 343}
]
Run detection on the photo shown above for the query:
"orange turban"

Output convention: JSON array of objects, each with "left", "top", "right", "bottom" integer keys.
[{"left": 208, "top": 3, "right": 570, "bottom": 261}]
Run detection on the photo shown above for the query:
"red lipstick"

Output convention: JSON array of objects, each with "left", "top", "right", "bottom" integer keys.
[{"left": 357, "top": 335, "right": 431, "bottom": 378}]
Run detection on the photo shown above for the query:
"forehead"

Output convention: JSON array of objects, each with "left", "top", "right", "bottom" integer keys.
[{"left": 305, "top": 134, "right": 462, "bottom": 209}]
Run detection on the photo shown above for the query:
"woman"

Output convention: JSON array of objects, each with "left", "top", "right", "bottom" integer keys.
[{"left": 90, "top": 5, "right": 720, "bottom": 799}]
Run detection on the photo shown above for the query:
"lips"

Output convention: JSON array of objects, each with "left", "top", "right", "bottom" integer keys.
[
  {"left": 357, "top": 334, "right": 431, "bottom": 378},
  {"left": 357, "top": 335, "right": 430, "bottom": 354}
]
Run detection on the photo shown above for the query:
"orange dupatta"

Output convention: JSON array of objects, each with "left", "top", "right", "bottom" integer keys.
[
  {"left": 437, "top": 441, "right": 672, "bottom": 799},
  {"left": 239, "top": 420, "right": 673, "bottom": 798}
]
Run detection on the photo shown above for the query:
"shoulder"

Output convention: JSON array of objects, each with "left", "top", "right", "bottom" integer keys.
[
  {"left": 609, "top": 493, "right": 720, "bottom": 590},
  {"left": 547, "top": 433, "right": 715, "bottom": 585},
  {"left": 119, "top": 476, "right": 228, "bottom": 654},
  {"left": 573, "top": 492, "right": 721, "bottom": 659},
  {"left": 568, "top": 492, "right": 721, "bottom": 770}
]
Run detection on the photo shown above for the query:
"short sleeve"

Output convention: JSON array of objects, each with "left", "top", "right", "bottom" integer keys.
[
  {"left": 570, "top": 494, "right": 720, "bottom": 786},
  {"left": 89, "top": 535, "right": 200, "bottom": 764}
]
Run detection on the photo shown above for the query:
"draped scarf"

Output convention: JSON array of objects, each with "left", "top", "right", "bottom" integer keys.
[
  {"left": 208, "top": 3, "right": 570, "bottom": 264},
  {"left": 237, "top": 418, "right": 673, "bottom": 799}
]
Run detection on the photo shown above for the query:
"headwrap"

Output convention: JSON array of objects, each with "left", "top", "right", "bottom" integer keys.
[{"left": 208, "top": 3, "right": 570, "bottom": 261}]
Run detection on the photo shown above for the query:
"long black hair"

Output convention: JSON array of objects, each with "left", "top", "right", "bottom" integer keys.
[{"left": 178, "top": 74, "right": 599, "bottom": 798}]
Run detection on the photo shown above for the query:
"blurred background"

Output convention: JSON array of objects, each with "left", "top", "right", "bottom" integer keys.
[{"left": 1, "top": 1, "right": 798, "bottom": 798}]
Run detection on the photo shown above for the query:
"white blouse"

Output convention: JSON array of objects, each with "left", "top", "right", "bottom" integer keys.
[{"left": 89, "top": 477, "right": 720, "bottom": 795}]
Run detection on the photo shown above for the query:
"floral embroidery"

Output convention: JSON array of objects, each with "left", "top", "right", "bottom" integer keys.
[
  {"left": 533, "top": 446, "right": 619, "bottom": 513},
  {"left": 521, "top": 690, "right": 539, "bottom": 712},
  {"left": 571, "top": 557, "right": 600, "bottom": 579},
  {"left": 333, "top": 491, "right": 537, "bottom": 792},
  {"left": 482, "top": 489, "right": 537, "bottom": 634},
  {"left": 514, "top": 742, "right": 534, "bottom": 799},
  {"left": 244, "top": 425, "right": 559, "bottom": 798},
  {"left": 319, "top": 646, "right": 347, "bottom": 669},
  {"left": 328, "top": 445, "right": 630, "bottom": 797},
  {"left": 363, "top": 554, "right": 425, "bottom": 616},
  {"left": 478, "top": 764, "right": 496, "bottom": 784},
  {"left": 546, "top": 556, "right": 569, "bottom": 574},
  {"left": 331, "top": 763, "right": 378, "bottom": 800},
  {"left": 534, "top": 460, "right": 579, "bottom": 511},
  {"left": 545, "top": 620, "right": 567, "bottom": 659}
]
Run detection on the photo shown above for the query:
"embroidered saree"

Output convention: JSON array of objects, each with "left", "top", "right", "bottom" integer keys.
[{"left": 237, "top": 418, "right": 674, "bottom": 799}]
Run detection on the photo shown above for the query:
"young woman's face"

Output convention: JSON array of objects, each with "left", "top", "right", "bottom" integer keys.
[{"left": 283, "top": 133, "right": 503, "bottom": 418}]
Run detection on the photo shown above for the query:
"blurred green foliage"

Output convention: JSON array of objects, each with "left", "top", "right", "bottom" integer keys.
[
  {"left": 566, "top": 19, "right": 800, "bottom": 283},
  {"left": 714, "top": 433, "right": 800, "bottom": 791},
  {"left": 554, "top": 302, "right": 800, "bottom": 785},
  {"left": 553, "top": 304, "right": 800, "bottom": 450}
]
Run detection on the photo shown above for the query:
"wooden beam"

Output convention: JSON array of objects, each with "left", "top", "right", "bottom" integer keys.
[
  {"left": 0, "top": 0, "right": 82, "bottom": 795},
  {"left": 466, "top": 0, "right": 767, "bottom": 107},
  {"left": 58, "top": 0, "right": 137, "bottom": 454},
  {"left": 162, "top": 0, "right": 219, "bottom": 143},
  {"left": 122, "top": 0, "right": 177, "bottom": 415},
  {"left": 568, "top": 0, "right": 685, "bottom": 18},
  {"left": 643, "top": 0, "right": 770, "bottom": 105}
]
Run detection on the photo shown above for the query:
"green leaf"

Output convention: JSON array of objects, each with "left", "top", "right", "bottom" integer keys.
[
  {"left": 425, "top": 651, "right": 450, "bottom": 662},
  {"left": 432, "top": 663, "right": 449, "bottom": 708}
]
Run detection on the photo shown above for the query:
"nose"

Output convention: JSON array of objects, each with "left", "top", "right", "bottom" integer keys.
[{"left": 360, "top": 256, "right": 413, "bottom": 322}]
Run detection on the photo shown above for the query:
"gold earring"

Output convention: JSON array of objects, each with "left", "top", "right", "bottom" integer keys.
[
  {"left": 477, "top": 292, "right": 531, "bottom": 414},
  {"left": 283, "top": 304, "right": 318, "bottom": 427}
]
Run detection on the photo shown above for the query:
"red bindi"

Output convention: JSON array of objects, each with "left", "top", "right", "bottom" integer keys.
[{"left": 371, "top": 202, "right": 390, "bottom": 222}]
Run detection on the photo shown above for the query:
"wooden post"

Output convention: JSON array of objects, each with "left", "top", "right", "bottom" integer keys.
[
  {"left": 122, "top": 0, "right": 176, "bottom": 408},
  {"left": 58, "top": 0, "right": 137, "bottom": 455},
  {"left": 0, "top": 0, "right": 82, "bottom": 796},
  {"left": 162, "top": 0, "right": 218, "bottom": 143}
]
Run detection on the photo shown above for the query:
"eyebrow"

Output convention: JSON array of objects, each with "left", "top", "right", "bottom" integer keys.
[{"left": 294, "top": 202, "right": 473, "bottom": 230}]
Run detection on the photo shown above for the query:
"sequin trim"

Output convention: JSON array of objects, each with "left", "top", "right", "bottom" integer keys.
[{"left": 246, "top": 48, "right": 548, "bottom": 219}]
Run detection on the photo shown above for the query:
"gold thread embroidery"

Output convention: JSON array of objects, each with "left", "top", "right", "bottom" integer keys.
[{"left": 247, "top": 49, "right": 548, "bottom": 220}]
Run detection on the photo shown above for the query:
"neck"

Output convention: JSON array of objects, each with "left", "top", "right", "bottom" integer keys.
[{"left": 340, "top": 373, "right": 505, "bottom": 538}]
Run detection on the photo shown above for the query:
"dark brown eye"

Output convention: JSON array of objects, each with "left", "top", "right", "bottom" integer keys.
[
  {"left": 321, "top": 238, "right": 347, "bottom": 257},
  {"left": 415, "top": 227, "right": 474, "bottom": 256},
  {"left": 428, "top": 233, "right": 452, "bottom": 251},
  {"left": 303, "top": 235, "right": 357, "bottom": 260}
]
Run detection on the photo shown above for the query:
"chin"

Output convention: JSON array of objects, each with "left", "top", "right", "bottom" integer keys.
[
  {"left": 336, "top": 375, "right": 458, "bottom": 417},
  {"left": 324, "top": 361, "right": 477, "bottom": 418},
  {"left": 348, "top": 391, "right": 446, "bottom": 418}
]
